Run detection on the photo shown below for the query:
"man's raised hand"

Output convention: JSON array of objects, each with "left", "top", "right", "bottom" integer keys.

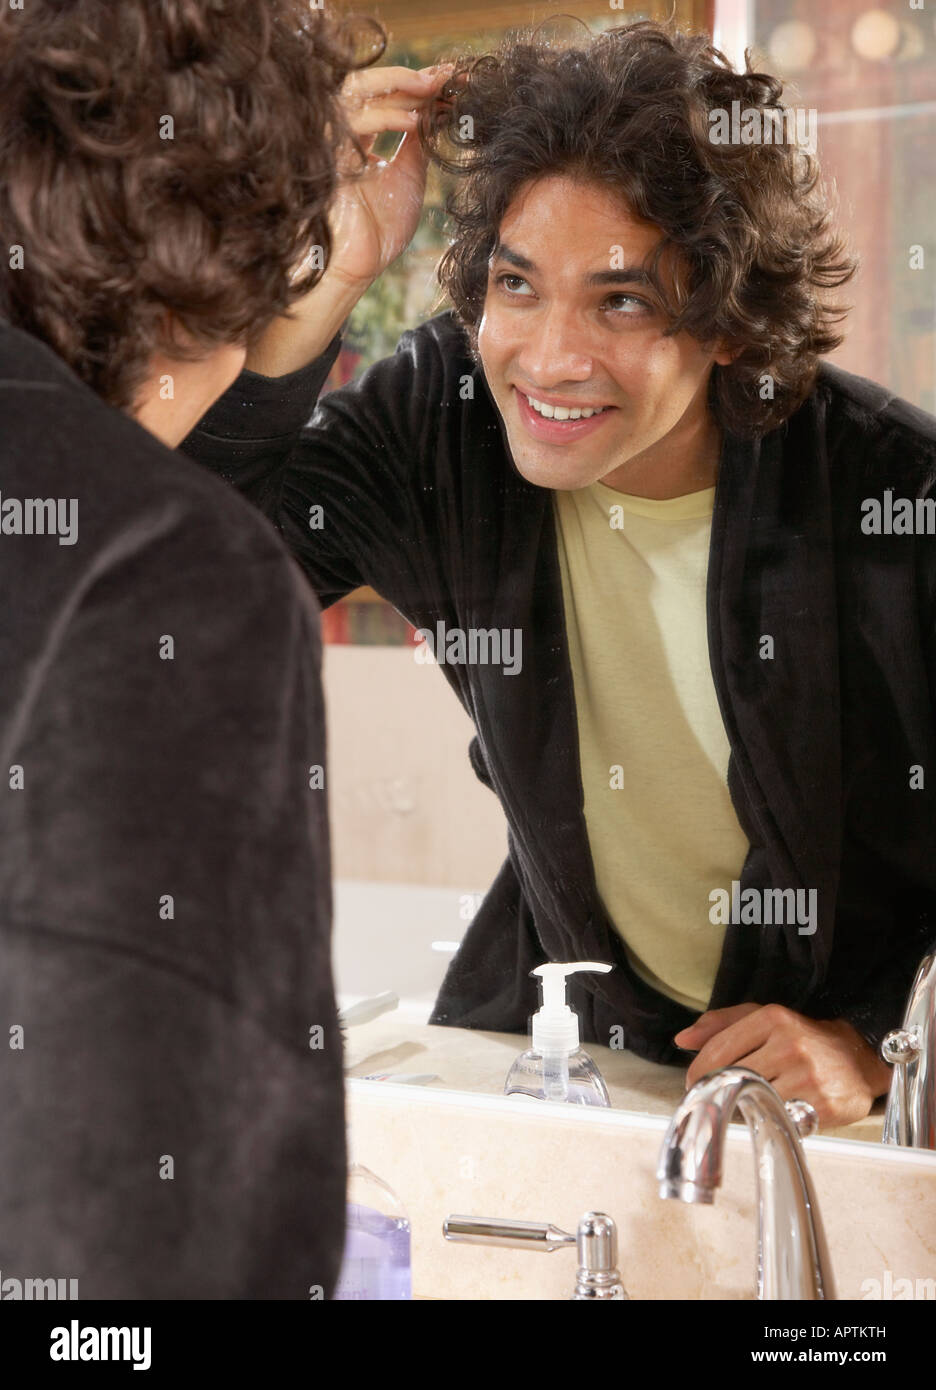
[{"left": 323, "top": 63, "right": 454, "bottom": 292}]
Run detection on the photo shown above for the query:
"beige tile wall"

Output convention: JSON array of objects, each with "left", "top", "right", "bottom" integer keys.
[
  {"left": 323, "top": 645, "right": 507, "bottom": 886},
  {"left": 347, "top": 1080, "right": 936, "bottom": 1301}
]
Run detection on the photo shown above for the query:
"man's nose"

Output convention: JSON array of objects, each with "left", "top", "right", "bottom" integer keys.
[{"left": 515, "top": 304, "right": 594, "bottom": 386}]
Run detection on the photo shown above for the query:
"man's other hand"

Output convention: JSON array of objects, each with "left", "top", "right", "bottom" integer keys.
[{"left": 673, "top": 1003, "right": 892, "bottom": 1128}]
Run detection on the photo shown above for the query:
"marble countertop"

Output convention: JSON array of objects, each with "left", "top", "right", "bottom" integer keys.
[{"left": 344, "top": 1014, "right": 887, "bottom": 1144}]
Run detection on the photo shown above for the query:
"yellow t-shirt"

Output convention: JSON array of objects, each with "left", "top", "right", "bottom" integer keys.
[{"left": 553, "top": 479, "right": 749, "bottom": 1012}]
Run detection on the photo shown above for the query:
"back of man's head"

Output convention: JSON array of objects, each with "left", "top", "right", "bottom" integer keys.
[{"left": 0, "top": 0, "right": 368, "bottom": 410}]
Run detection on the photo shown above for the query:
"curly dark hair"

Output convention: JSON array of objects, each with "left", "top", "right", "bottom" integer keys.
[
  {"left": 425, "top": 20, "right": 857, "bottom": 437},
  {"left": 0, "top": 0, "right": 382, "bottom": 409}
]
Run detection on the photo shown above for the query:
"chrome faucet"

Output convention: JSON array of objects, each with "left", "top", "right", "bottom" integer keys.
[
  {"left": 657, "top": 1066, "right": 836, "bottom": 1300},
  {"left": 443, "top": 1212, "right": 627, "bottom": 1299},
  {"left": 881, "top": 950, "right": 936, "bottom": 1149}
]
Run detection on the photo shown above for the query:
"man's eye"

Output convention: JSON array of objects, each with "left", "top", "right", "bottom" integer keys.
[
  {"left": 603, "top": 293, "right": 650, "bottom": 315},
  {"left": 496, "top": 273, "right": 534, "bottom": 295}
]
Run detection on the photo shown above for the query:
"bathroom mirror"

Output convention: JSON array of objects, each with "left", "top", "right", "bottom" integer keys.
[
  {"left": 326, "top": 640, "right": 917, "bottom": 1150},
  {"left": 323, "top": 0, "right": 936, "bottom": 1154}
]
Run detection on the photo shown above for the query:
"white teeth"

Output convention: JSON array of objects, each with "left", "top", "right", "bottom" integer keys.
[{"left": 525, "top": 394, "right": 606, "bottom": 421}]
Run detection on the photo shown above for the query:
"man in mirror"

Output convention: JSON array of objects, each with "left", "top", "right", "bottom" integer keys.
[{"left": 183, "top": 21, "right": 936, "bottom": 1130}]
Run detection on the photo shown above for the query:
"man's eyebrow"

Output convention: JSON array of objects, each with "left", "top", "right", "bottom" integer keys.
[
  {"left": 585, "top": 267, "right": 655, "bottom": 289},
  {"left": 491, "top": 244, "right": 535, "bottom": 272},
  {"left": 491, "top": 244, "right": 655, "bottom": 289}
]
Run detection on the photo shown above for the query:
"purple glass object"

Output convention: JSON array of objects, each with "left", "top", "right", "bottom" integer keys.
[{"left": 333, "top": 1202, "right": 412, "bottom": 1301}]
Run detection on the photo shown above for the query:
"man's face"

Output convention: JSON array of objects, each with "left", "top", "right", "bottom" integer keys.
[{"left": 477, "top": 175, "right": 732, "bottom": 492}]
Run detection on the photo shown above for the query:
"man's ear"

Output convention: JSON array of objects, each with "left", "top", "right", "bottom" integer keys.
[
  {"left": 162, "top": 308, "right": 196, "bottom": 355},
  {"left": 712, "top": 340, "right": 742, "bottom": 367}
]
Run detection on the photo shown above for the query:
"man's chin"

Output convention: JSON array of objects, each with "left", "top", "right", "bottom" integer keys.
[{"left": 507, "top": 443, "right": 603, "bottom": 492}]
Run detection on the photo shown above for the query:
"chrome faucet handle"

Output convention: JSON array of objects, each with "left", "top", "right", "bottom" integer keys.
[
  {"left": 882, "top": 1028, "right": 922, "bottom": 1148},
  {"left": 444, "top": 1215, "right": 576, "bottom": 1251},
  {"left": 882, "top": 951, "right": 936, "bottom": 1149},
  {"left": 882, "top": 1027, "right": 922, "bottom": 1065},
  {"left": 443, "top": 1212, "right": 629, "bottom": 1299},
  {"left": 785, "top": 1098, "right": 819, "bottom": 1138},
  {"left": 572, "top": 1213, "right": 627, "bottom": 1300}
]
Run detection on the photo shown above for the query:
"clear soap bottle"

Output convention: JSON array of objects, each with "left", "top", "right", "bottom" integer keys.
[
  {"left": 504, "top": 961, "right": 614, "bottom": 1107},
  {"left": 333, "top": 1155, "right": 412, "bottom": 1301}
]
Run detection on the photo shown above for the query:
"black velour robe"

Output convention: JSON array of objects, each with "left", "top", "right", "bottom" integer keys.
[
  {"left": 182, "top": 311, "right": 936, "bottom": 1066},
  {"left": 0, "top": 319, "right": 346, "bottom": 1297}
]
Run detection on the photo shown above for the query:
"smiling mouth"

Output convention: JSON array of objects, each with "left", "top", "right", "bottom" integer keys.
[
  {"left": 520, "top": 391, "right": 614, "bottom": 421},
  {"left": 513, "top": 389, "right": 617, "bottom": 445}
]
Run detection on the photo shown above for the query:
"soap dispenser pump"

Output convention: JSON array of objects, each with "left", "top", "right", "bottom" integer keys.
[{"left": 504, "top": 961, "right": 613, "bottom": 1107}]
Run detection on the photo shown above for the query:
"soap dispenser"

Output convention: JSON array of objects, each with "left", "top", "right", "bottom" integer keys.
[{"left": 504, "top": 961, "right": 613, "bottom": 1107}]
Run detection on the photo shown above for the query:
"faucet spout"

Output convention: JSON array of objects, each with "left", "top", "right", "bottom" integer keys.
[{"left": 657, "top": 1067, "right": 836, "bottom": 1300}]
